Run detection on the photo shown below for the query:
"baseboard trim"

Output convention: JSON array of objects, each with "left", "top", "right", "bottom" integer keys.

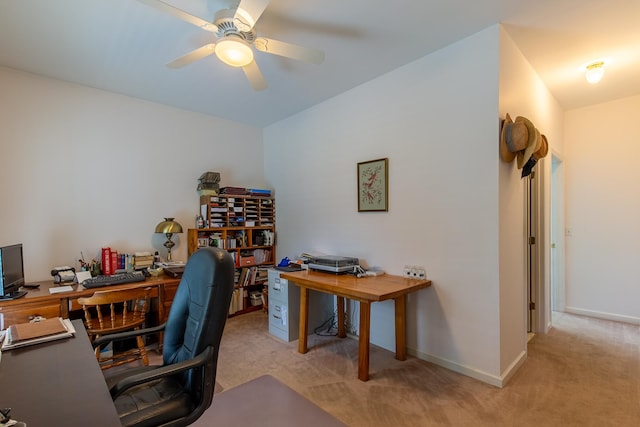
[
  {"left": 564, "top": 306, "right": 640, "bottom": 325},
  {"left": 407, "top": 348, "right": 523, "bottom": 388},
  {"left": 500, "top": 350, "right": 527, "bottom": 385},
  {"left": 359, "top": 337, "right": 528, "bottom": 388}
]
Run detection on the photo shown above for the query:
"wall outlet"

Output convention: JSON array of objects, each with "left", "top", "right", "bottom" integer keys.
[
  {"left": 404, "top": 265, "right": 426, "bottom": 279},
  {"left": 403, "top": 266, "right": 412, "bottom": 278}
]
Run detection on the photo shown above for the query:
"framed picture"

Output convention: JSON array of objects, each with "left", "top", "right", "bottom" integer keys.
[{"left": 357, "top": 158, "right": 388, "bottom": 212}]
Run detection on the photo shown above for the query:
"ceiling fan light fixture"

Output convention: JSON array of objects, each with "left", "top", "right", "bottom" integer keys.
[
  {"left": 585, "top": 61, "right": 605, "bottom": 84},
  {"left": 215, "top": 37, "right": 253, "bottom": 67}
]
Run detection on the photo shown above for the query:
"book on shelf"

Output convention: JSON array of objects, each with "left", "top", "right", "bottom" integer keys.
[
  {"left": 237, "top": 268, "right": 249, "bottom": 287},
  {"left": 102, "top": 247, "right": 112, "bottom": 275},
  {"left": 110, "top": 250, "right": 117, "bottom": 276},
  {"left": 235, "top": 266, "right": 269, "bottom": 287},
  {"left": 252, "top": 248, "right": 272, "bottom": 264},
  {"left": 228, "top": 288, "right": 245, "bottom": 314}
]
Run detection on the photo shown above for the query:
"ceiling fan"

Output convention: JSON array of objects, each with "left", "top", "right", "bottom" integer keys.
[{"left": 138, "top": 0, "right": 325, "bottom": 91}]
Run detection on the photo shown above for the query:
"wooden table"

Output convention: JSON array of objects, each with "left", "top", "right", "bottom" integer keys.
[
  {"left": 280, "top": 270, "right": 431, "bottom": 381},
  {"left": 0, "top": 319, "right": 122, "bottom": 426}
]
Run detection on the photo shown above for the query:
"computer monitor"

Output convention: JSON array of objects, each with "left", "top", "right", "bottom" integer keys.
[{"left": 0, "top": 243, "right": 28, "bottom": 300}]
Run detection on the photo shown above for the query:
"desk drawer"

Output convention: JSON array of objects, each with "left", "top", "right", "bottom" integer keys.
[
  {"left": 268, "top": 300, "right": 299, "bottom": 342},
  {"left": 269, "top": 301, "right": 289, "bottom": 329},
  {"left": 268, "top": 270, "right": 289, "bottom": 303},
  {"left": 0, "top": 301, "right": 62, "bottom": 329},
  {"left": 162, "top": 282, "right": 179, "bottom": 304}
]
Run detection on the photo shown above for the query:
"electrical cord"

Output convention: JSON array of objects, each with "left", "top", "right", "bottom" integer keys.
[{"left": 314, "top": 309, "right": 339, "bottom": 336}]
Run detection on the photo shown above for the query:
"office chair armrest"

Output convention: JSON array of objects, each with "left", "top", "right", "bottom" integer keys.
[
  {"left": 92, "top": 322, "right": 167, "bottom": 348},
  {"left": 109, "top": 346, "right": 214, "bottom": 399}
]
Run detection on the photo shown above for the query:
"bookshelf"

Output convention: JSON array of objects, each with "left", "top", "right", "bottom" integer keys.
[{"left": 187, "top": 194, "right": 275, "bottom": 316}]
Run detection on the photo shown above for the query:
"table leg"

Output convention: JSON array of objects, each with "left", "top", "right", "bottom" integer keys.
[
  {"left": 337, "top": 296, "right": 346, "bottom": 338},
  {"left": 394, "top": 295, "right": 407, "bottom": 361},
  {"left": 298, "top": 286, "right": 309, "bottom": 354},
  {"left": 358, "top": 301, "right": 371, "bottom": 381}
]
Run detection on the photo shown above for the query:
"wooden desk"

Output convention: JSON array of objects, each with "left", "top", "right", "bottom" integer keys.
[
  {"left": 280, "top": 270, "right": 431, "bottom": 381},
  {"left": 0, "top": 275, "right": 180, "bottom": 331},
  {"left": 0, "top": 319, "right": 122, "bottom": 426}
]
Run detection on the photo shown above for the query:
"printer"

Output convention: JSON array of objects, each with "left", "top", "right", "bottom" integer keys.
[{"left": 308, "top": 255, "right": 359, "bottom": 274}]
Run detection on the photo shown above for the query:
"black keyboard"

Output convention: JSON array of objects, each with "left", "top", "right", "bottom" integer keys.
[{"left": 81, "top": 271, "right": 146, "bottom": 289}]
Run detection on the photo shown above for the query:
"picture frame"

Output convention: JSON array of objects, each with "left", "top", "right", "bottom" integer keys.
[{"left": 357, "top": 157, "right": 388, "bottom": 212}]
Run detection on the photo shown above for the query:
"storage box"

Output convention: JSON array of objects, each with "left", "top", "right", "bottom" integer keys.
[
  {"left": 249, "top": 291, "right": 262, "bottom": 306},
  {"left": 239, "top": 255, "right": 255, "bottom": 266}
]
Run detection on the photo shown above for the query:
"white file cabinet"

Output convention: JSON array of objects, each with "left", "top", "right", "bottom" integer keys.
[{"left": 268, "top": 269, "right": 333, "bottom": 342}]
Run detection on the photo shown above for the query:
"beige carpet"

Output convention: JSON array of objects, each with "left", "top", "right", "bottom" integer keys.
[{"left": 206, "top": 311, "right": 639, "bottom": 427}]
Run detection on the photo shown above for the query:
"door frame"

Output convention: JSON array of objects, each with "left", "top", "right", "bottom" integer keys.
[{"left": 550, "top": 153, "right": 565, "bottom": 313}]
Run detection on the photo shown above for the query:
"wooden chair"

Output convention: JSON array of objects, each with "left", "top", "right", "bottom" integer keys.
[{"left": 78, "top": 287, "right": 152, "bottom": 370}]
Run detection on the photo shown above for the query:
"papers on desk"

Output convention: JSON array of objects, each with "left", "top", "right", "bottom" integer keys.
[
  {"left": 49, "top": 285, "right": 74, "bottom": 294},
  {"left": 1, "top": 317, "right": 75, "bottom": 351},
  {"left": 156, "top": 261, "right": 185, "bottom": 268}
]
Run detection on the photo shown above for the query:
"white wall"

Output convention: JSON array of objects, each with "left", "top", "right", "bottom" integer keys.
[
  {"left": 564, "top": 94, "right": 640, "bottom": 324},
  {"left": 264, "top": 27, "right": 508, "bottom": 384},
  {"left": 497, "top": 28, "right": 565, "bottom": 376},
  {"left": 0, "top": 66, "right": 265, "bottom": 280}
]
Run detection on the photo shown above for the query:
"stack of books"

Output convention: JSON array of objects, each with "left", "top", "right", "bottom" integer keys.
[
  {"left": 220, "top": 187, "right": 249, "bottom": 195},
  {"left": 133, "top": 252, "right": 154, "bottom": 270}
]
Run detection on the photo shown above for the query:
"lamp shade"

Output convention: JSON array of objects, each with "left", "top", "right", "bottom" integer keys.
[
  {"left": 585, "top": 61, "right": 605, "bottom": 84},
  {"left": 155, "top": 218, "right": 183, "bottom": 234},
  {"left": 215, "top": 36, "right": 254, "bottom": 67}
]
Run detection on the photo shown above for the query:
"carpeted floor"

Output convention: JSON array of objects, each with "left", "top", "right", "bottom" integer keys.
[{"left": 204, "top": 310, "right": 639, "bottom": 427}]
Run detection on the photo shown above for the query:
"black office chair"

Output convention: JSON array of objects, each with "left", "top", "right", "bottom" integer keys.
[{"left": 94, "top": 247, "right": 235, "bottom": 427}]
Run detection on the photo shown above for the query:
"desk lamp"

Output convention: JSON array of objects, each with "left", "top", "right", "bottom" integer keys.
[{"left": 154, "top": 218, "right": 183, "bottom": 262}]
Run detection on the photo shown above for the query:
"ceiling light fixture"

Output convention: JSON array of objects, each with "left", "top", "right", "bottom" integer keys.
[
  {"left": 585, "top": 61, "right": 605, "bottom": 84},
  {"left": 215, "top": 36, "right": 254, "bottom": 67}
]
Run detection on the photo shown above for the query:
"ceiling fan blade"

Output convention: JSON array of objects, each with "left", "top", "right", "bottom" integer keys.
[
  {"left": 233, "top": 0, "right": 270, "bottom": 31},
  {"left": 242, "top": 60, "right": 268, "bottom": 91},
  {"left": 137, "top": 0, "right": 218, "bottom": 32},
  {"left": 254, "top": 37, "right": 325, "bottom": 64},
  {"left": 167, "top": 44, "right": 216, "bottom": 68}
]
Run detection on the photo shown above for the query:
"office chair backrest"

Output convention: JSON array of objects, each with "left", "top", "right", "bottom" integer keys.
[{"left": 162, "top": 247, "right": 235, "bottom": 390}]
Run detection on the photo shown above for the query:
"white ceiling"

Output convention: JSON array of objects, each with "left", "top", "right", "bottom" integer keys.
[{"left": 1, "top": 0, "right": 638, "bottom": 127}]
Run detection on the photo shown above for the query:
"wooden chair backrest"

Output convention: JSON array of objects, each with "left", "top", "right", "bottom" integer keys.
[{"left": 78, "top": 287, "right": 152, "bottom": 334}]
